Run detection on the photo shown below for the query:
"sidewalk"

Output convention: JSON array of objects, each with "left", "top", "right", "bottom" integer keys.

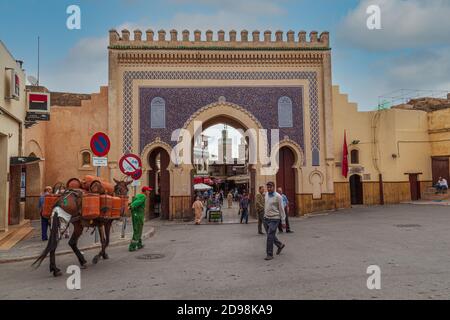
[
  {"left": 0, "top": 218, "right": 155, "bottom": 264},
  {"left": 403, "top": 199, "right": 450, "bottom": 206}
]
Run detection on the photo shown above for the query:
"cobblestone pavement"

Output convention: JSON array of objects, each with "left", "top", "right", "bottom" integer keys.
[
  {"left": 1, "top": 204, "right": 450, "bottom": 300},
  {"left": 0, "top": 219, "right": 154, "bottom": 263}
]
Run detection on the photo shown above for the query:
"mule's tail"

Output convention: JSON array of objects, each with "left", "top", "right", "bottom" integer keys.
[{"left": 31, "top": 213, "right": 60, "bottom": 269}]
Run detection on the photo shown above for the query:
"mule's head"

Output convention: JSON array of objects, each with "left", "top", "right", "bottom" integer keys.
[{"left": 113, "top": 178, "right": 132, "bottom": 196}]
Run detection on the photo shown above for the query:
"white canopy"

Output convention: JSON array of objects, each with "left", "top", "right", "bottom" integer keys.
[{"left": 194, "top": 183, "right": 213, "bottom": 190}]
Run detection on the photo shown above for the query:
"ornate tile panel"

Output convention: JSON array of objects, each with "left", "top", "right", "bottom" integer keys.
[{"left": 122, "top": 71, "right": 319, "bottom": 165}]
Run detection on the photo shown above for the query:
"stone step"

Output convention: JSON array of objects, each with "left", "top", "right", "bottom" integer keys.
[
  {"left": 0, "top": 220, "right": 33, "bottom": 250},
  {"left": 0, "top": 227, "right": 34, "bottom": 251},
  {"left": 422, "top": 193, "right": 450, "bottom": 201}
]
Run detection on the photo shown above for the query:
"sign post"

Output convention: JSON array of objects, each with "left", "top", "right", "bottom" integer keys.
[
  {"left": 90, "top": 132, "right": 111, "bottom": 243},
  {"left": 119, "top": 154, "right": 143, "bottom": 238}
]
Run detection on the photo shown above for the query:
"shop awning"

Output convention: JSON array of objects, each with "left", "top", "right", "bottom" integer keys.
[{"left": 10, "top": 156, "right": 43, "bottom": 166}]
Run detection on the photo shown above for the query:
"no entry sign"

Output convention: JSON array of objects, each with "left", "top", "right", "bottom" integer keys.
[
  {"left": 119, "top": 154, "right": 142, "bottom": 180},
  {"left": 90, "top": 132, "right": 111, "bottom": 157}
]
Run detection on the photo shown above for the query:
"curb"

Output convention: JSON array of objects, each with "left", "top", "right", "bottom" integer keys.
[
  {"left": 402, "top": 201, "right": 450, "bottom": 206},
  {"left": 0, "top": 227, "right": 156, "bottom": 265}
]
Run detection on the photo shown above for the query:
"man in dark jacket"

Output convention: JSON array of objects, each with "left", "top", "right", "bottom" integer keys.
[{"left": 38, "top": 186, "right": 52, "bottom": 241}]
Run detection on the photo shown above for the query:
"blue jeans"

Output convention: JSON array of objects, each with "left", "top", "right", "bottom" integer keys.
[
  {"left": 435, "top": 184, "right": 448, "bottom": 193},
  {"left": 240, "top": 208, "right": 249, "bottom": 223},
  {"left": 41, "top": 216, "right": 49, "bottom": 240},
  {"left": 263, "top": 218, "right": 283, "bottom": 256}
]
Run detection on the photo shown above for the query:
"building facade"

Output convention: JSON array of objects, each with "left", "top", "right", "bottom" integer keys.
[
  {"left": 22, "top": 29, "right": 450, "bottom": 222},
  {"left": 0, "top": 41, "right": 27, "bottom": 232},
  {"left": 106, "top": 28, "right": 334, "bottom": 219}
]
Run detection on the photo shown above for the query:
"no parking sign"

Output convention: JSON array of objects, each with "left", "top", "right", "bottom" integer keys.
[
  {"left": 119, "top": 154, "right": 142, "bottom": 180},
  {"left": 90, "top": 132, "right": 110, "bottom": 157}
]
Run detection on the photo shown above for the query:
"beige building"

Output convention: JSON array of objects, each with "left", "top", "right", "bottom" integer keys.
[
  {"left": 22, "top": 29, "right": 450, "bottom": 222},
  {"left": 23, "top": 87, "right": 110, "bottom": 220},
  {"left": 0, "top": 40, "right": 27, "bottom": 232},
  {"left": 333, "top": 86, "right": 435, "bottom": 209}
]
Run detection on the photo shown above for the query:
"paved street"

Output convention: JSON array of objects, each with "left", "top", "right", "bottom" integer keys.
[{"left": 1, "top": 204, "right": 450, "bottom": 300}]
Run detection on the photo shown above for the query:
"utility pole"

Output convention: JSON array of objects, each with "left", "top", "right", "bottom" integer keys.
[{"left": 37, "top": 36, "right": 40, "bottom": 86}]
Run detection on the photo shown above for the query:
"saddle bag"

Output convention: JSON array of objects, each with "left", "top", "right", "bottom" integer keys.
[
  {"left": 42, "top": 194, "right": 59, "bottom": 218},
  {"left": 100, "top": 194, "right": 113, "bottom": 218},
  {"left": 66, "top": 177, "right": 82, "bottom": 190},
  {"left": 111, "top": 197, "right": 122, "bottom": 219},
  {"left": 83, "top": 175, "right": 114, "bottom": 194},
  {"left": 81, "top": 193, "right": 100, "bottom": 220}
]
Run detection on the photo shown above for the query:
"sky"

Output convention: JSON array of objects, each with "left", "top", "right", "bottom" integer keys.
[{"left": 1, "top": 0, "right": 450, "bottom": 111}]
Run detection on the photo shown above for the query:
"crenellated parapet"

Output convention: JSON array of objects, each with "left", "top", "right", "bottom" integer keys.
[{"left": 108, "top": 29, "right": 330, "bottom": 49}]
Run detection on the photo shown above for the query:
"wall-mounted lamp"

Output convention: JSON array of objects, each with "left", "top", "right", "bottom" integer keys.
[{"left": 392, "top": 153, "right": 398, "bottom": 159}]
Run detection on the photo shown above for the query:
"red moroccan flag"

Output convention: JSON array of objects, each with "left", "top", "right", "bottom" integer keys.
[{"left": 342, "top": 130, "right": 349, "bottom": 178}]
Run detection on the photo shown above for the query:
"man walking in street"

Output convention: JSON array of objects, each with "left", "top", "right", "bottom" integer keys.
[
  {"left": 227, "top": 191, "right": 233, "bottom": 208},
  {"left": 129, "top": 186, "right": 152, "bottom": 252},
  {"left": 192, "top": 196, "right": 204, "bottom": 225},
  {"left": 256, "top": 185, "right": 265, "bottom": 235},
  {"left": 38, "top": 186, "right": 52, "bottom": 241},
  {"left": 277, "top": 187, "right": 293, "bottom": 233},
  {"left": 239, "top": 192, "right": 250, "bottom": 224},
  {"left": 263, "top": 182, "right": 286, "bottom": 260}
]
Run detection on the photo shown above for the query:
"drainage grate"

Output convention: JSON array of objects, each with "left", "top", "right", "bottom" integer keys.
[
  {"left": 395, "top": 224, "right": 422, "bottom": 228},
  {"left": 136, "top": 253, "right": 165, "bottom": 260}
]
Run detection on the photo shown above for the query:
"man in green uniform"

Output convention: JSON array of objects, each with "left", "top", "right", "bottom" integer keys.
[{"left": 129, "top": 186, "right": 152, "bottom": 252}]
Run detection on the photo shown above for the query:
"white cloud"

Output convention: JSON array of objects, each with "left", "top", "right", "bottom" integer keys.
[
  {"left": 42, "top": 0, "right": 288, "bottom": 93},
  {"left": 42, "top": 36, "right": 108, "bottom": 93},
  {"left": 385, "top": 47, "right": 450, "bottom": 90},
  {"left": 169, "top": 0, "right": 286, "bottom": 16},
  {"left": 337, "top": 0, "right": 450, "bottom": 50}
]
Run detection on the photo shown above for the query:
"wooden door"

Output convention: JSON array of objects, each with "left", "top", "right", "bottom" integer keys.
[
  {"left": 276, "top": 147, "right": 296, "bottom": 216},
  {"left": 409, "top": 174, "right": 420, "bottom": 201},
  {"left": 148, "top": 151, "right": 158, "bottom": 218},
  {"left": 159, "top": 149, "right": 171, "bottom": 220},
  {"left": 350, "top": 174, "right": 363, "bottom": 205},
  {"left": 432, "top": 157, "right": 449, "bottom": 184}
]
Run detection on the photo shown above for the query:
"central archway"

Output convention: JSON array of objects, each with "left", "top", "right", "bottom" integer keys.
[{"left": 184, "top": 102, "right": 263, "bottom": 220}]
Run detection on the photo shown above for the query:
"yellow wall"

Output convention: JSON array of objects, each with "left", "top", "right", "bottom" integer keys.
[
  {"left": 428, "top": 108, "right": 450, "bottom": 157},
  {"left": 332, "top": 85, "right": 433, "bottom": 206},
  {"left": 24, "top": 87, "right": 111, "bottom": 194},
  {"left": 0, "top": 41, "right": 26, "bottom": 231}
]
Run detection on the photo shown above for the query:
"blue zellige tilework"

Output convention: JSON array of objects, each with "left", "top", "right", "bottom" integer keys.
[{"left": 122, "top": 71, "right": 319, "bottom": 165}]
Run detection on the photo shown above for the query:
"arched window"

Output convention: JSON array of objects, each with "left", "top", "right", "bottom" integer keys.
[
  {"left": 278, "top": 96, "right": 293, "bottom": 128},
  {"left": 81, "top": 151, "right": 91, "bottom": 167},
  {"left": 351, "top": 149, "right": 359, "bottom": 164},
  {"left": 151, "top": 97, "right": 166, "bottom": 128}
]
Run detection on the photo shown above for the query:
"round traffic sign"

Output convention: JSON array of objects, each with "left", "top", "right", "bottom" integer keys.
[
  {"left": 131, "top": 169, "right": 142, "bottom": 180},
  {"left": 119, "top": 154, "right": 142, "bottom": 180},
  {"left": 90, "top": 132, "right": 110, "bottom": 157}
]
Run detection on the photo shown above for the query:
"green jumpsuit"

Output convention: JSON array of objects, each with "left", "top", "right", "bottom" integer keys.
[{"left": 129, "top": 193, "right": 146, "bottom": 251}]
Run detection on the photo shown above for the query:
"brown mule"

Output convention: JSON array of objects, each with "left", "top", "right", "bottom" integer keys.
[{"left": 32, "top": 179, "right": 132, "bottom": 277}]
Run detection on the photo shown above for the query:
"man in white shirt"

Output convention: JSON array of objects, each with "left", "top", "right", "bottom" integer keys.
[
  {"left": 263, "top": 181, "right": 286, "bottom": 260},
  {"left": 435, "top": 177, "right": 448, "bottom": 194}
]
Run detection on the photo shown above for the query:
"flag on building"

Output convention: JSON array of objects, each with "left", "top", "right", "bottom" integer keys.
[{"left": 342, "top": 130, "right": 349, "bottom": 178}]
